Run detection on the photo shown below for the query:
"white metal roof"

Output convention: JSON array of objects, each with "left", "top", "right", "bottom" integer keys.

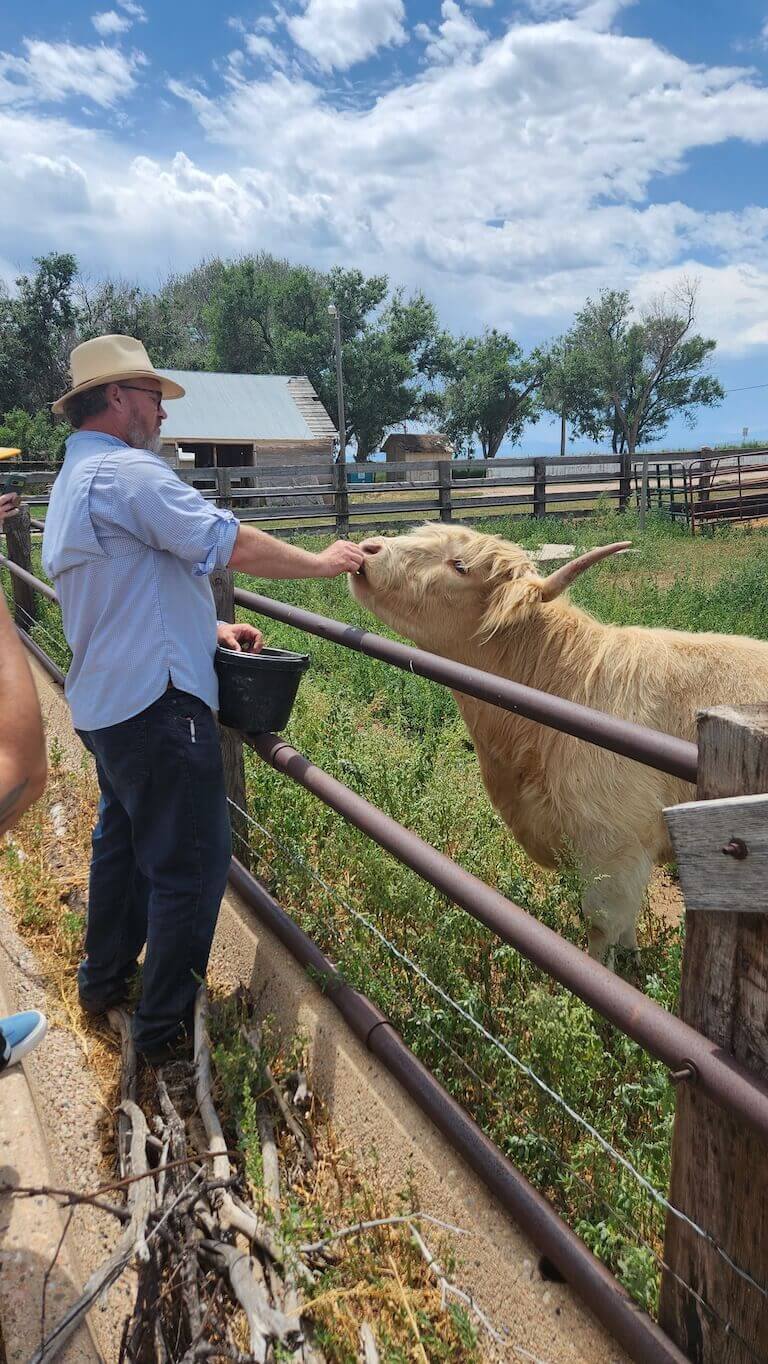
[{"left": 156, "top": 371, "right": 336, "bottom": 443}]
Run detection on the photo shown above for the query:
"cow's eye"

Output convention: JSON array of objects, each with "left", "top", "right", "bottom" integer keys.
[{"left": 452, "top": 559, "right": 468, "bottom": 575}]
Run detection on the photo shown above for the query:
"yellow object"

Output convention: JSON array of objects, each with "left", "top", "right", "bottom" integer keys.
[
  {"left": 51, "top": 334, "right": 185, "bottom": 414},
  {"left": 0, "top": 448, "right": 21, "bottom": 461}
]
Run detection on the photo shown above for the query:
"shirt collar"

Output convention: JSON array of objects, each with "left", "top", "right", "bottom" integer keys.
[{"left": 65, "top": 430, "right": 130, "bottom": 457}]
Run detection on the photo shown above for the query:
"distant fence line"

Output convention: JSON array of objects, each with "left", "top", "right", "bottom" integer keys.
[{"left": 12, "top": 446, "right": 768, "bottom": 537}]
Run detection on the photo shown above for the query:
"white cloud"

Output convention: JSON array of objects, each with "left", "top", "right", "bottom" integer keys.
[
  {"left": 416, "top": 2, "right": 488, "bottom": 64},
  {"left": 243, "top": 32, "right": 289, "bottom": 69},
  {"left": 632, "top": 262, "right": 768, "bottom": 354},
  {"left": 0, "top": 40, "right": 145, "bottom": 107},
  {"left": 92, "top": 11, "right": 132, "bottom": 37},
  {"left": 286, "top": 0, "right": 406, "bottom": 72},
  {"left": 1, "top": 7, "right": 768, "bottom": 365},
  {"left": 118, "top": 1, "right": 148, "bottom": 19}
]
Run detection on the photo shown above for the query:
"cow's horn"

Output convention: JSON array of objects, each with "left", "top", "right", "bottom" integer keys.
[{"left": 539, "top": 541, "right": 632, "bottom": 602}]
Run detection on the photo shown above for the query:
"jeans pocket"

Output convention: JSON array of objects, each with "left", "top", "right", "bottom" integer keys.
[{"left": 89, "top": 714, "right": 149, "bottom": 788}]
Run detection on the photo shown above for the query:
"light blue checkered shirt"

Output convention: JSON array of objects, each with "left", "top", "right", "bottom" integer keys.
[{"left": 42, "top": 431, "right": 239, "bottom": 730}]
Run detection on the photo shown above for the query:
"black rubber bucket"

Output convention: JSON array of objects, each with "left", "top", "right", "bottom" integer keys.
[{"left": 215, "top": 645, "right": 310, "bottom": 733}]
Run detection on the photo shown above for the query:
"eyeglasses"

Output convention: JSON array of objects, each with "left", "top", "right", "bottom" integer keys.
[{"left": 118, "top": 384, "right": 164, "bottom": 410}]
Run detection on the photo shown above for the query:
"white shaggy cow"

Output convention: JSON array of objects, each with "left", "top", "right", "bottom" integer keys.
[{"left": 349, "top": 523, "right": 768, "bottom": 962}]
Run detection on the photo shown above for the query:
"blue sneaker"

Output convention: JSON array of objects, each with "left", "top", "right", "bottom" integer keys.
[{"left": 0, "top": 1011, "right": 48, "bottom": 1071}]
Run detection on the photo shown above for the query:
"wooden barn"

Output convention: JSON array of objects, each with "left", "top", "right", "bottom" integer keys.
[{"left": 156, "top": 371, "right": 337, "bottom": 475}]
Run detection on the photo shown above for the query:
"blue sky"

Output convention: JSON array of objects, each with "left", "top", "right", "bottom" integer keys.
[{"left": 1, "top": 0, "right": 767, "bottom": 453}]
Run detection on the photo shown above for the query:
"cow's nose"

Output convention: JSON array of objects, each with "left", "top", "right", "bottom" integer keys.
[{"left": 360, "top": 539, "right": 383, "bottom": 556}]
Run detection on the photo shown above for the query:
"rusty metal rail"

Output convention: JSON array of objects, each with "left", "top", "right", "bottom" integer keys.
[
  {"left": 247, "top": 731, "right": 768, "bottom": 1148},
  {"left": 234, "top": 587, "right": 699, "bottom": 784}
]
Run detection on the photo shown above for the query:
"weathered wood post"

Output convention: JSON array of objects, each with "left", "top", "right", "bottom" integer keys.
[
  {"left": 532, "top": 459, "right": 546, "bottom": 519},
  {"left": 639, "top": 453, "right": 650, "bottom": 533},
  {"left": 437, "top": 460, "right": 452, "bottom": 523},
  {"left": 3, "top": 503, "right": 36, "bottom": 627},
  {"left": 660, "top": 705, "right": 768, "bottom": 1363},
  {"left": 216, "top": 465, "right": 233, "bottom": 513},
  {"left": 618, "top": 451, "right": 631, "bottom": 512},
  {"left": 333, "top": 459, "right": 349, "bottom": 539},
  {"left": 210, "top": 564, "right": 250, "bottom": 870},
  {"left": 696, "top": 446, "right": 714, "bottom": 508}
]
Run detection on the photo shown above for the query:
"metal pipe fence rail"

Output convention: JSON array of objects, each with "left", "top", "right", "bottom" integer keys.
[
  {"left": 233, "top": 587, "right": 699, "bottom": 783},
  {"left": 675, "top": 452, "right": 768, "bottom": 534}
]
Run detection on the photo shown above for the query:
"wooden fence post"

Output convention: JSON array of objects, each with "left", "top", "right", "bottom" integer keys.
[
  {"left": 618, "top": 451, "right": 631, "bottom": 512},
  {"left": 334, "top": 460, "right": 349, "bottom": 539},
  {"left": 437, "top": 460, "right": 452, "bottom": 523},
  {"left": 696, "top": 448, "right": 714, "bottom": 523},
  {"left": 638, "top": 453, "right": 650, "bottom": 533},
  {"left": 216, "top": 466, "right": 233, "bottom": 512},
  {"left": 210, "top": 565, "right": 249, "bottom": 870},
  {"left": 532, "top": 459, "right": 546, "bottom": 518},
  {"left": 3, "top": 503, "right": 36, "bottom": 627},
  {"left": 660, "top": 705, "right": 768, "bottom": 1363}
]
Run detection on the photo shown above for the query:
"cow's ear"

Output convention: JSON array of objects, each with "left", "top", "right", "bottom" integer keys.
[{"left": 479, "top": 572, "right": 544, "bottom": 638}]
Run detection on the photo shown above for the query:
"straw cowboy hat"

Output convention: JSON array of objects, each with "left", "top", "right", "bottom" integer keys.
[{"left": 52, "top": 335, "right": 185, "bottom": 415}]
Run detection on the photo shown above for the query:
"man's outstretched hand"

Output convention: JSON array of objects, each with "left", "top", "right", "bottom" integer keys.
[
  {"left": 217, "top": 622, "right": 264, "bottom": 653},
  {"left": 315, "top": 540, "right": 365, "bottom": 577}
]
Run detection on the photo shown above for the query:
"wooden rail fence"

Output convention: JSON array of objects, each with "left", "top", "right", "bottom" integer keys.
[{"left": 12, "top": 446, "right": 768, "bottom": 538}]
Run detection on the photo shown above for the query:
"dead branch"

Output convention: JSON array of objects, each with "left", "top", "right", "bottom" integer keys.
[
  {"left": 242, "top": 1025, "right": 314, "bottom": 1168},
  {"left": 194, "top": 986, "right": 285, "bottom": 1266},
  {"left": 199, "top": 1240, "right": 301, "bottom": 1361},
  {"left": 410, "top": 1224, "right": 506, "bottom": 1346},
  {"left": 301, "top": 1211, "right": 468, "bottom": 1257},
  {"left": 108, "top": 1007, "right": 137, "bottom": 1179},
  {"left": 0, "top": 1181, "right": 130, "bottom": 1223}
]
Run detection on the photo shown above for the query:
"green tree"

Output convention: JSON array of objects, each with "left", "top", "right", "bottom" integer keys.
[
  {"left": 429, "top": 329, "right": 542, "bottom": 458},
  {"left": 0, "top": 253, "right": 78, "bottom": 415},
  {"left": 569, "top": 281, "right": 724, "bottom": 469},
  {"left": 208, "top": 255, "right": 441, "bottom": 460},
  {"left": 538, "top": 335, "right": 604, "bottom": 456}
]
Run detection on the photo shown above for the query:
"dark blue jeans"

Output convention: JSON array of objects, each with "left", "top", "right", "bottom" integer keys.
[{"left": 76, "top": 688, "right": 232, "bottom": 1055}]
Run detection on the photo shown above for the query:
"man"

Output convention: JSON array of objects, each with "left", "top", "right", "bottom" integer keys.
[
  {"left": 0, "top": 573, "right": 48, "bottom": 1072},
  {"left": 43, "top": 335, "right": 363, "bottom": 1063}
]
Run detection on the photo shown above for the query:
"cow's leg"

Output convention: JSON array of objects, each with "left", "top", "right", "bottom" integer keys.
[{"left": 582, "top": 854, "right": 651, "bottom": 967}]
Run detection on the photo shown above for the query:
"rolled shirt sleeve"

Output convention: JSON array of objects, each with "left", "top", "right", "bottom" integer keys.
[{"left": 99, "top": 453, "right": 239, "bottom": 575}]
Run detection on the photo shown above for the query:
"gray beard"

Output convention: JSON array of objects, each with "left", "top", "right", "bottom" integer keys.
[{"left": 127, "top": 421, "right": 163, "bottom": 455}]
